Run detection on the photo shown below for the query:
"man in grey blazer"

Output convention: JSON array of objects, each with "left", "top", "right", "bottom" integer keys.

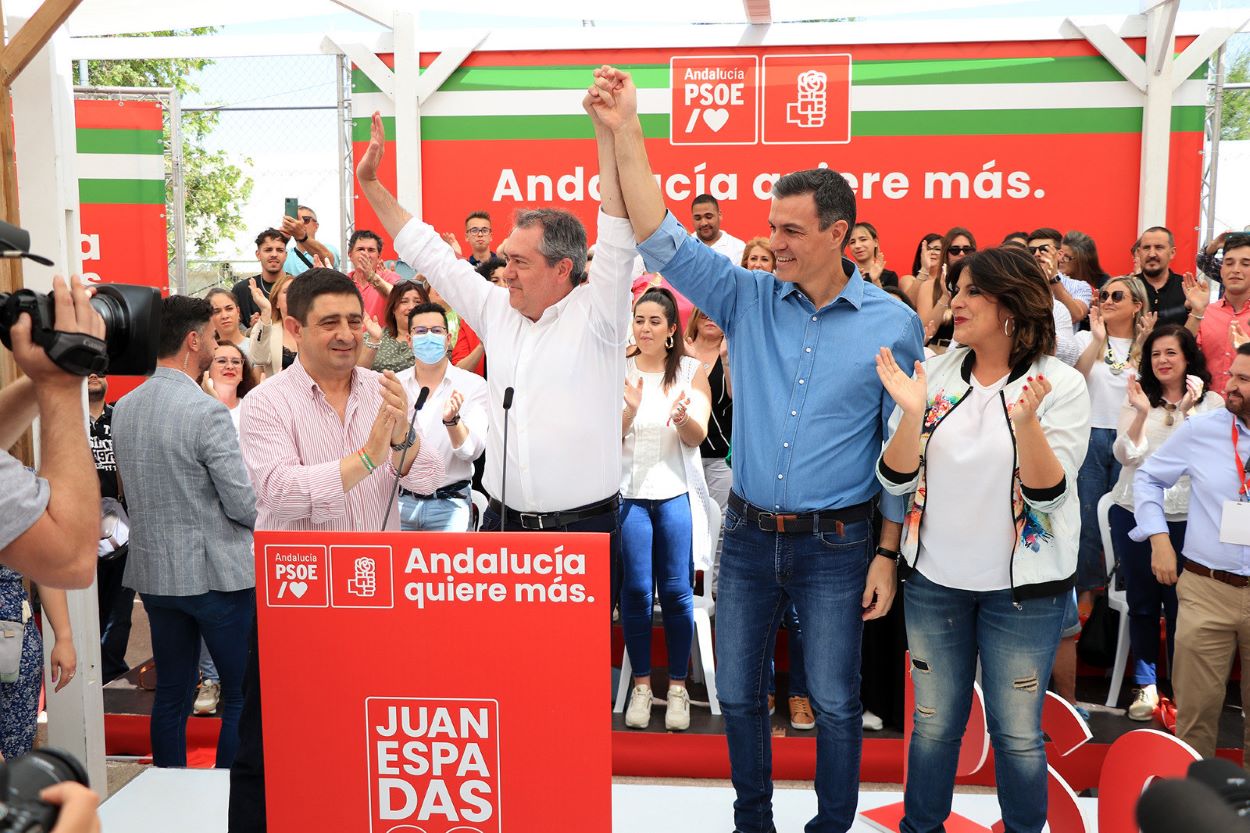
[{"left": 113, "top": 295, "right": 256, "bottom": 770}]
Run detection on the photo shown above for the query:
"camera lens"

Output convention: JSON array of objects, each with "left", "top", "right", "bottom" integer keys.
[{"left": 89, "top": 290, "right": 128, "bottom": 347}]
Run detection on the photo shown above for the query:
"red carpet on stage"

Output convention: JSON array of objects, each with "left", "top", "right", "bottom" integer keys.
[{"left": 105, "top": 714, "right": 220, "bottom": 769}]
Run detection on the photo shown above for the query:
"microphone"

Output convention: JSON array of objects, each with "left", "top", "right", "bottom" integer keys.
[
  {"left": 381, "top": 385, "right": 430, "bottom": 531},
  {"left": 1189, "top": 758, "right": 1250, "bottom": 818},
  {"left": 1137, "top": 776, "right": 1250, "bottom": 833},
  {"left": 499, "top": 386, "right": 515, "bottom": 533}
]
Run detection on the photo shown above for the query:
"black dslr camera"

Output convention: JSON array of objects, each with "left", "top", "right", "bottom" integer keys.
[
  {"left": 0, "top": 748, "right": 90, "bottom": 832},
  {"left": 0, "top": 219, "right": 161, "bottom": 376}
]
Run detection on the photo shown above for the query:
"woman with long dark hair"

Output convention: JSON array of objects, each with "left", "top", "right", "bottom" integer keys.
[
  {"left": 876, "top": 246, "right": 1090, "bottom": 832},
  {"left": 359, "top": 279, "right": 425, "bottom": 373},
  {"left": 1110, "top": 324, "right": 1221, "bottom": 720},
  {"left": 620, "top": 287, "right": 713, "bottom": 733},
  {"left": 916, "top": 227, "right": 976, "bottom": 350}
]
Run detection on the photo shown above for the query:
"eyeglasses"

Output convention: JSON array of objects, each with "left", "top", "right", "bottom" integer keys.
[
  {"left": 947, "top": 245, "right": 976, "bottom": 255},
  {"left": 1099, "top": 289, "right": 1128, "bottom": 303},
  {"left": 467, "top": 227, "right": 491, "bottom": 236},
  {"left": 1027, "top": 245, "right": 1053, "bottom": 255},
  {"left": 412, "top": 326, "right": 448, "bottom": 336},
  {"left": 299, "top": 216, "right": 317, "bottom": 224}
]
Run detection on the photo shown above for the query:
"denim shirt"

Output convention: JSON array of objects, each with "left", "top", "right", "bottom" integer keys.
[{"left": 637, "top": 211, "right": 925, "bottom": 520}]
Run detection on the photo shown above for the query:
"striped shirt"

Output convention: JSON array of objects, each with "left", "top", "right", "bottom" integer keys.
[{"left": 239, "top": 357, "right": 444, "bottom": 532}]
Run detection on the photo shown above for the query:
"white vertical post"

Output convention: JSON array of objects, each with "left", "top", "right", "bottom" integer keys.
[
  {"left": 392, "top": 9, "right": 421, "bottom": 220},
  {"left": 169, "top": 86, "right": 187, "bottom": 295},
  {"left": 7, "top": 12, "right": 108, "bottom": 794},
  {"left": 1137, "top": 0, "right": 1178, "bottom": 230}
]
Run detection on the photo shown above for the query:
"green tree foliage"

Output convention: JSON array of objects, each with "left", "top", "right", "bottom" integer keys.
[
  {"left": 86, "top": 29, "right": 254, "bottom": 260},
  {"left": 1221, "top": 46, "right": 1250, "bottom": 142}
]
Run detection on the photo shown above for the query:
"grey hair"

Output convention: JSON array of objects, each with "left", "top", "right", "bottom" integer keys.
[{"left": 514, "top": 208, "right": 588, "bottom": 286}]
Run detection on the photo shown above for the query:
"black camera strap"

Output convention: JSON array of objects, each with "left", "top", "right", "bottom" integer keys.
[{"left": 43, "top": 331, "right": 109, "bottom": 376}]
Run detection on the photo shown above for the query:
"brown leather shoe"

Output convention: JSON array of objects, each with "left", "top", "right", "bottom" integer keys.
[{"left": 789, "top": 696, "right": 815, "bottom": 730}]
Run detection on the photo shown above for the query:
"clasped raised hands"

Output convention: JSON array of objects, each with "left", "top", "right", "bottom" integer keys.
[{"left": 583, "top": 65, "right": 637, "bottom": 131}]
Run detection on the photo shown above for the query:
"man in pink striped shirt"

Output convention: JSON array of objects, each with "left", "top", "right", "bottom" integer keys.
[{"left": 230, "top": 268, "right": 443, "bottom": 832}]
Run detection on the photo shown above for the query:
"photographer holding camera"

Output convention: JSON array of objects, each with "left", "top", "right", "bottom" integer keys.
[{"left": 0, "top": 274, "right": 104, "bottom": 590}]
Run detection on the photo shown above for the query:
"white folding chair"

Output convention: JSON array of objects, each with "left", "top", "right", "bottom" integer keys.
[
  {"left": 470, "top": 490, "right": 489, "bottom": 531},
  {"left": 1098, "top": 492, "right": 1132, "bottom": 707}
]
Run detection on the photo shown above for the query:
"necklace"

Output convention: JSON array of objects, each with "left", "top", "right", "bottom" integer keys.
[
  {"left": 1162, "top": 402, "right": 1179, "bottom": 426},
  {"left": 1103, "top": 340, "right": 1130, "bottom": 376}
]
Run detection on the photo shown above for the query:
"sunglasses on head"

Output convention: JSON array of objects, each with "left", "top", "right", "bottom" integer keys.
[
  {"left": 1099, "top": 289, "right": 1128, "bottom": 303},
  {"left": 947, "top": 245, "right": 976, "bottom": 255}
]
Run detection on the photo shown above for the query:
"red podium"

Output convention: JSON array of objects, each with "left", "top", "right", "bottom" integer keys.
[{"left": 254, "top": 530, "right": 612, "bottom": 833}]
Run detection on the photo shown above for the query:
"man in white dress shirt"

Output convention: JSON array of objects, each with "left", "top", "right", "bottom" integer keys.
[
  {"left": 355, "top": 95, "right": 634, "bottom": 584},
  {"left": 691, "top": 193, "right": 745, "bottom": 265},
  {"left": 396, "top": 301, "right": 489, "bottom": 531}
]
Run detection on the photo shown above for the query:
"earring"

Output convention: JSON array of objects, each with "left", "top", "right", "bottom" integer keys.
[
  {"left": 1003, "top": 318, "right": 1015, "bottom": 337},
  {"left": 665, "top": 335, "right": 674, "bottom": 349}
]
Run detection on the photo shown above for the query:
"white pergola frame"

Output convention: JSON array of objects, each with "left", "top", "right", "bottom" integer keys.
[{"left": 7, "top": 0, "right": 1250, "bottom": 795}]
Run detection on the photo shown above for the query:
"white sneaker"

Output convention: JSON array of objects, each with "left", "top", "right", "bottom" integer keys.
[
  {"left": 625, "top": 684, "right": 653, "bottom": 729},
  {"left": 1127, "top": 685, "right": 1159, "bottom": 722},
  {"left": 194, "top": 680, "right": 220, "bottom": 715},
  {"left": 665, "top": 686, "right": 691, "bottom": 731},
  {"left": 862, "top": 709, "right": 884, "bottom": 732}
]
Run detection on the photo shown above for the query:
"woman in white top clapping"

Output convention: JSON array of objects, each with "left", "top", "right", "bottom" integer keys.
[
  {"left": 1072, "top": 276, "right": 1151, "bottom": 601},
  {"left": 620, "top": 287, "right": 713, "bottom": 734},
  {"left": 1110, "top": 324, "right": 1221, "bottom": 721}
]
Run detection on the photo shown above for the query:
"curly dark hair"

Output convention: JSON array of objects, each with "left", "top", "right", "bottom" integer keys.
[
  {"left": 951, "top": 246, "right": 1056, "bottom": 368},
  {"left": 1137, "top": 324, "right": 1211, "bottom": 408}
]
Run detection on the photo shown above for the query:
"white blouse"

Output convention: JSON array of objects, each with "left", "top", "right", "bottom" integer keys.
[
  {"left": 1111, "top": 391, "right": 1224, "bottom": 521},
  {"left": 621, "top": 361, "right": 688, "bottom": 500},
  {"left": 918, "top": 372, "right": 1017, "bottom": 592},
  {"left": 1074, "top": 332, "right": 1134, "bottom": 429}
]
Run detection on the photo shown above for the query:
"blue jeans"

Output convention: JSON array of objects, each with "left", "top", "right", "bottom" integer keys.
[
  {"left": 398, "top": 489, "right": 472, "bottom": 532},
  {"left": 199, "top": 638, "right": 218, "bottom": 683},
  {"left": 1109, "top": 504, "right": 1183, "bottom": 686},
  {"left": 716, "top": 505, "right": 871, "bottom": 833},
  {"left": 768, "top": 604, "right": 808, "bottom": 698},
  {"left": 1076, "top": 427, "right": 1120, "bottom": 591},
  {"left": 620, "top": 495, "right": 694, "bottom": 681},
  {"left": 141, "top": 588, "right": 255, "bottom": 768},
  {"left": 901, "top": 571, "right": 1066, "bottom": 833}
]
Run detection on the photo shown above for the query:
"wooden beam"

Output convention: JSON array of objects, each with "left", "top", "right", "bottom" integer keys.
[
  {"left": 0, "top": 0, "right": 33, "bottom": 465},
  {"left": 0, "top": 0, "right": 84, "bottom": 87}
]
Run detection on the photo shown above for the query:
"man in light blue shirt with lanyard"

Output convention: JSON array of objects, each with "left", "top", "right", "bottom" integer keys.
[
  {"left": 589, "top": 67, "right": 924, "bottom": 833},
  {"left": 1133, "top": 342, "right": 1250, "bottom": 766}
]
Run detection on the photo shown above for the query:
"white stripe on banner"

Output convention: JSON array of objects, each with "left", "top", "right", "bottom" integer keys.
[
  {"left": 351, "top": 79, "right": 1206, "bottom": 119},
  {"left": 75, "top": 153, "right": 165, "bottom": 181}
]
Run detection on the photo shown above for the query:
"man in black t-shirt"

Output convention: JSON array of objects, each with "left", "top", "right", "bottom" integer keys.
[
  {"left": 1136, "top": 226, "right": 1192, "bottom": 327},
  {"left": 230, "top": 229, "right": 289, "bottom": 326},
  {"left": 89, "top": 374, "right": 133, "bottom": 682}
]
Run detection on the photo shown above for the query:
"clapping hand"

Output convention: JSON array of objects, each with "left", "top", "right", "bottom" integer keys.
[
  {"left": 668, "top": 391, "right": 692, "bottom": 426},
  {"left": 875, "top": 347, "right": 927, "bottom": 418},
  {"left": 439, "top": 231, "right": 464, "bottom": 257},
  {"left": 1010, "top": 375, "right": 1052, "bottom": 426},
  {"left": 1126, "top": 376, "right": 1151, "bottom": 415},
  {"left": 379, "top": 371, "right": 411, "bottom": 447},
  {"left": 1088, "top": 305, "right": 1107, "bottom": 342},
  {"left": 1180, "top": 373, "right": 1205, "bottom": 413},
  {"left": 1231, "top": 319, "right": 1249, "bottom": 350},
  {"left": 249, "top": 280, "right": 272, "bottom": 319},
  {"left": 1182, "top": 271, "right": 1210, "bottom": 316},
  {"left": 364, "top": 314, "right": 383, "bottom": 342},
  {"left": 443, "top": 390, "right": 464, "bottom": 424},
  {"left": 623, "top": 377, "right": 643, "bottom": 414}
]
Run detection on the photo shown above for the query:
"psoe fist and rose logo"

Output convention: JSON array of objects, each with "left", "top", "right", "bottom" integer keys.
[
  {"left": 670, "top": 53, "right": 851, "bottom": 146},
  {"left": 366, "top": 698, "right": 502, "bottom": 833}
]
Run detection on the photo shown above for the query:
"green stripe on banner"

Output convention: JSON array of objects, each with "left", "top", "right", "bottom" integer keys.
[
  {"left": 78, "top": 179, "right": 166, "bottom": 205},
  {"left": 352, "top": 113, "right": 671, "bottom": 141},
  {"left": 76, "top": 128, "right": 164, "bottom": 155},
  {"left": 351, "top": 55, "right": 1207, "bottom": 94},
  {"left": 354, "top": 104, "right": 1202, "bottom": 142},
  {"left": 852, "top": 105, "right": 1204, "bottom": 136}
]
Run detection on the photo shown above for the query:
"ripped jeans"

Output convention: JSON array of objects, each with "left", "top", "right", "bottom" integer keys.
[{"left": 900, "top": 571, "right": 1066, "bottom": 833}]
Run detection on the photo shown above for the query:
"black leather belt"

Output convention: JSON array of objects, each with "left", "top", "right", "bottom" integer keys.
[
  {"left": 728, "top": 492, "right": 873, "bottom": 534},
  {"left": 487, "top": 493, "right": 621, "bottom": 531},
  {"left": 399, "top": 480, "right": 472, "bottom": 501}
]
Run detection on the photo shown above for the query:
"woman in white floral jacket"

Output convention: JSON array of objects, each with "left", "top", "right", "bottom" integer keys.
[{"left": 875, "top": 247, "right": 1091, "bottom": 833}]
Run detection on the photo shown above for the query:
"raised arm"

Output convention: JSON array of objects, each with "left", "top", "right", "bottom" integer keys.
[
  {"left": 355, "top": 113, "right": 413, "bottom": 241},
  {"left": 594, "top": 68, "right": 665, "bottom": 242}
]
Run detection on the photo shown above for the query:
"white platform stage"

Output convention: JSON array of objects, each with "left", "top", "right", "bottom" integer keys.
[{"left": 100, "top": 769, "right": 1100, "bottom": 831}]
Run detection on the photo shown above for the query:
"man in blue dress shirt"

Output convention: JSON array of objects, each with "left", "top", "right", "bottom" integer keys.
[
  {"left": 589, "top": 67, "right": 924, "bottom": 833},
  {"left": 1133, "top": 343, "right": 1250, "bottom": 765}
]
